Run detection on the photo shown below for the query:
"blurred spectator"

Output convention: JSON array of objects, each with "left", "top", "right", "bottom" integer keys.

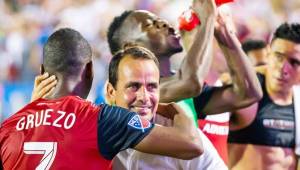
[
  {"left": 242, "top": 39, "right": 268, "bottom": 66},
  {"left": 0, "top": 0, "right": 299, "bottom": 123}
]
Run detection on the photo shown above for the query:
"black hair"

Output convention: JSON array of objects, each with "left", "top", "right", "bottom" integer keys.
[
  {"left": 273, "top": 23, "right": 300, "bottom": 43},
  {"left": 107, "top": 10, "right": 133, "bottom": 55},
  {"left": 108, "top": 45, "right": 159, "bottom": 88},
  {"left": 242, "top": 39, "right": 267, "bottom": 54},
  {"left": 43, "top": 28, "right": 92, "bottom": 76}
]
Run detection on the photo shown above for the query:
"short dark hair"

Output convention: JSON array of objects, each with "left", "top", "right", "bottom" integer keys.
[
  {"left": 273, "top": 23, "right": 300, "bottom": 43},
  {"left": 242, "top": 39, "right": 267, "bottom": 54},
  {"left": 107, "top": 10, "right": 133, "bottom": 55},
  {"left": 43, "top": 28, "right": 92, "bottom": 76},
  {"left": 108, "top": 45, "right": 159, "bottom": 88}
]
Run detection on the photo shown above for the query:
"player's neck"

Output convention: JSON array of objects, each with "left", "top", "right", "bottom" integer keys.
[
  {"left": 158, "top": 56, "right": 172, "bottom": 77},
  {"left": 46, "top": 79, "right": 87, "bottom": 100},
  {"left": 266, "top": 81, "right": 293, "bottom": 105}
]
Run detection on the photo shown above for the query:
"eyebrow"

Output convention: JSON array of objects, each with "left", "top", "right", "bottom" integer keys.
[
  {"left": 290, "top": 57, "right": 300, "bottom": 63},
  {"left": 274, "top": 51, "right": 286, "bottom": 56},
  {"left": 275, "top": 51, "right": 300, "bottom": 62},
  {"left": 125, "top": 82, "right": 140, "bottom": 88},
  {"left": 148, "top": 82, "right": 159, "bottom": 87},
  {"left": 125, "top": 81, "right": 158, "bottom": 87}
]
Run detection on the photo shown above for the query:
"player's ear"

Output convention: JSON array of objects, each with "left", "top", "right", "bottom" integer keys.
[
  {"left": 106, "top": 81, "right": 116, "bottom": 105},
  {"left": 85, "top": 61, "right": 93, "bottom": 80}
]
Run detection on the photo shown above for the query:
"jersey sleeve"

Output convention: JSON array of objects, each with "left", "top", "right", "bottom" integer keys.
[
  {"left": 97, "top": 104, "right": 155, "bottom": 160},
  {"left": 193, "top": 84, "right": 216, "bottom": 119}
]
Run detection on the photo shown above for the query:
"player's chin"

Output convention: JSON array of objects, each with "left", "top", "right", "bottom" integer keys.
[
  {"left": 169, "top": 42, "right": 183, "bottom": 53},
  {"left": 140, "top": 112, "right": 154, "bottom": 121},
  {"left": 167, "top": 36, "right": 183, "bottom": 51},
  {"left": 172, "top": 45, "right": 183, "bottom": 53}
]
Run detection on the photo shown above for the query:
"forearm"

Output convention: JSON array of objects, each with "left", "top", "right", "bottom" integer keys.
[
  {"left": 185, "top": 0, "right": 217, "bottom": 75},
  {"left": 169, "top": 15, "right": 216, "bottom": 100},
  {"left": 217, "top": 31, "right": 262, "bottom": 103},
  {"left": 159, "top": 17, "right": 216, "bottom": 102},
  {"left": 182, "top": 15, "right": 215, "bottom": 81}
]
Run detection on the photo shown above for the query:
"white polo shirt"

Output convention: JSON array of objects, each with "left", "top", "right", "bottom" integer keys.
[{"left": 113, "top": 115, "right": 228, "bottom": 170}]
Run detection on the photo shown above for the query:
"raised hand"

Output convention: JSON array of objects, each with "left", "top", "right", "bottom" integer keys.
[
  {"left": 157, "top": 103, "right": 186, "bottom": 120},
  {"left": 192, "top": 0, "right": 217, "bottom": 20},
  {"left": 214, "top": 8, "right": 238, "bottom": 48},
  {"left": 157, "top": 103, "right": 177, "bottom": 120},
  {"left": 157, "top": 102, "right": 197, "bottom": 134},
  {"left": 31, "top": 73, "right": 57, "bottom": 102}
]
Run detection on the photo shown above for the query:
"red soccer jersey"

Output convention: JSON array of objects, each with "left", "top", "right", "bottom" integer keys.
[
  {"left": 0, "top": 96, "right": 153, "bottom": 170},
  {"left": 198, "top": 116, "right": 229, "bottom": 165}
]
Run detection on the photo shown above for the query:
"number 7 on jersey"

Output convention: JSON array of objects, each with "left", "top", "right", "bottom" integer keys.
[{"left": 24, "top": 142, "right": 57, "bottom": 170}]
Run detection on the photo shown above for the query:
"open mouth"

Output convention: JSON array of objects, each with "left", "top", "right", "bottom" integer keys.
[
  {"left": 168, "top": 27, "right": 180, "bottom": 38},
  {"left": 167, "top": 35, "right": 182, "bottom": 50}
]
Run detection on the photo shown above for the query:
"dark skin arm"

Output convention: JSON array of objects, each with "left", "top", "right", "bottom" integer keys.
[
  {"left": 199, "top": 11, "right": 262, "bottom": 115},
  {"left": 226, "top": 66, "right": 264, "bottom": 130},
  {"left": 159, "top": 0, "right": 217, "bottom": 103}
]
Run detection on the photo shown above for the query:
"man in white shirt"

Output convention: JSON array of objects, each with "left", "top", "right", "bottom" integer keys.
[{"left": 105, "top": 46, "right": 227, "bottom": 170}]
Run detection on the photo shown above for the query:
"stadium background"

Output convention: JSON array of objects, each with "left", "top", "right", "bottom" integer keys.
[{"left": 0, "top": 0, "right": 299, "bottom": 123}]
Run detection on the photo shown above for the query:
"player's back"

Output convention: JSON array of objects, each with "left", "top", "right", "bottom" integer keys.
[{"left": 0, "top": 96, "right": 111, "bottom": 170}]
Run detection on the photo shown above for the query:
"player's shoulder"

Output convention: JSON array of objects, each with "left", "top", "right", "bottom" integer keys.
[
  {"left": 60, "top": 96, "right": 104, "bottom": 117},
  {"left": 63, "top": 96, "right": 92, "bottom": 105},
  {"left": 1, "top": 96, "right": 100, "bottom": 128},
  {"left": 56, "top": 96, "right": 100, "bottom": 110}
]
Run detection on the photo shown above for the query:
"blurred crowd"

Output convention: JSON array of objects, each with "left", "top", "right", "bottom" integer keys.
[{"left": 0, "top": 0, "right": 299, "bottom": 122}]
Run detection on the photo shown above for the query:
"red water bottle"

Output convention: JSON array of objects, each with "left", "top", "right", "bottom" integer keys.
[
  {"left": 178, "top": 0, "right": 234, "bottom": 31},
  {"left": 216, "top": 0, "right": 233, "bottom": 6},
  {"left": 178, "top": 10, "right": 201, "bottom": 31}
]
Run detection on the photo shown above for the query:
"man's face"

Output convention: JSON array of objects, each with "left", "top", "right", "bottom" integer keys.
[
  {"left": 108, "top": 56, "right": 160, "bottom": 121},
  {"left": 123, "top": 10, "right": 183, "bottom": 56},
  {"left": 266, "top": 38, "right": 300, "bottom": 92}
]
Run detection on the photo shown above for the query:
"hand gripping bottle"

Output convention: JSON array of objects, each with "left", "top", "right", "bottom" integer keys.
[
  {"left": 178, "top": 0, "right": 234, "bottom": 31},
  {"left": 178, "top": 9, "right": 201, "bottom": 31}
]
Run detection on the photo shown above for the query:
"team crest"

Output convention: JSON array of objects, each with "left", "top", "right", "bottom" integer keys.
[{"left": 128, "top": 115, "right": 151, "bottom": 132}]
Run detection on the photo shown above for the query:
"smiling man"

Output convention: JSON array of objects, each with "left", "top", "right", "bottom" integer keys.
[
  {"left": 105, "top": 45, "right": 227, "bottom": 170},
  {"left": 106, "top": 46, "right": 160, "bottom": 121}
]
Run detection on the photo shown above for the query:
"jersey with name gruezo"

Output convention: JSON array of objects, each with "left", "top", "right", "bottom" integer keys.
[{"left": 0, "top": 96, "right": 154, "bottom": 170}]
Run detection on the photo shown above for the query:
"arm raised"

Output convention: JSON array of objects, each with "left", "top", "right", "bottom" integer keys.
[
  {"left": 159, "top": 0, "right": 217, "bottom": 102},
  {"left": 200, "top": 10, "right": 262, "bottom": 114}
]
